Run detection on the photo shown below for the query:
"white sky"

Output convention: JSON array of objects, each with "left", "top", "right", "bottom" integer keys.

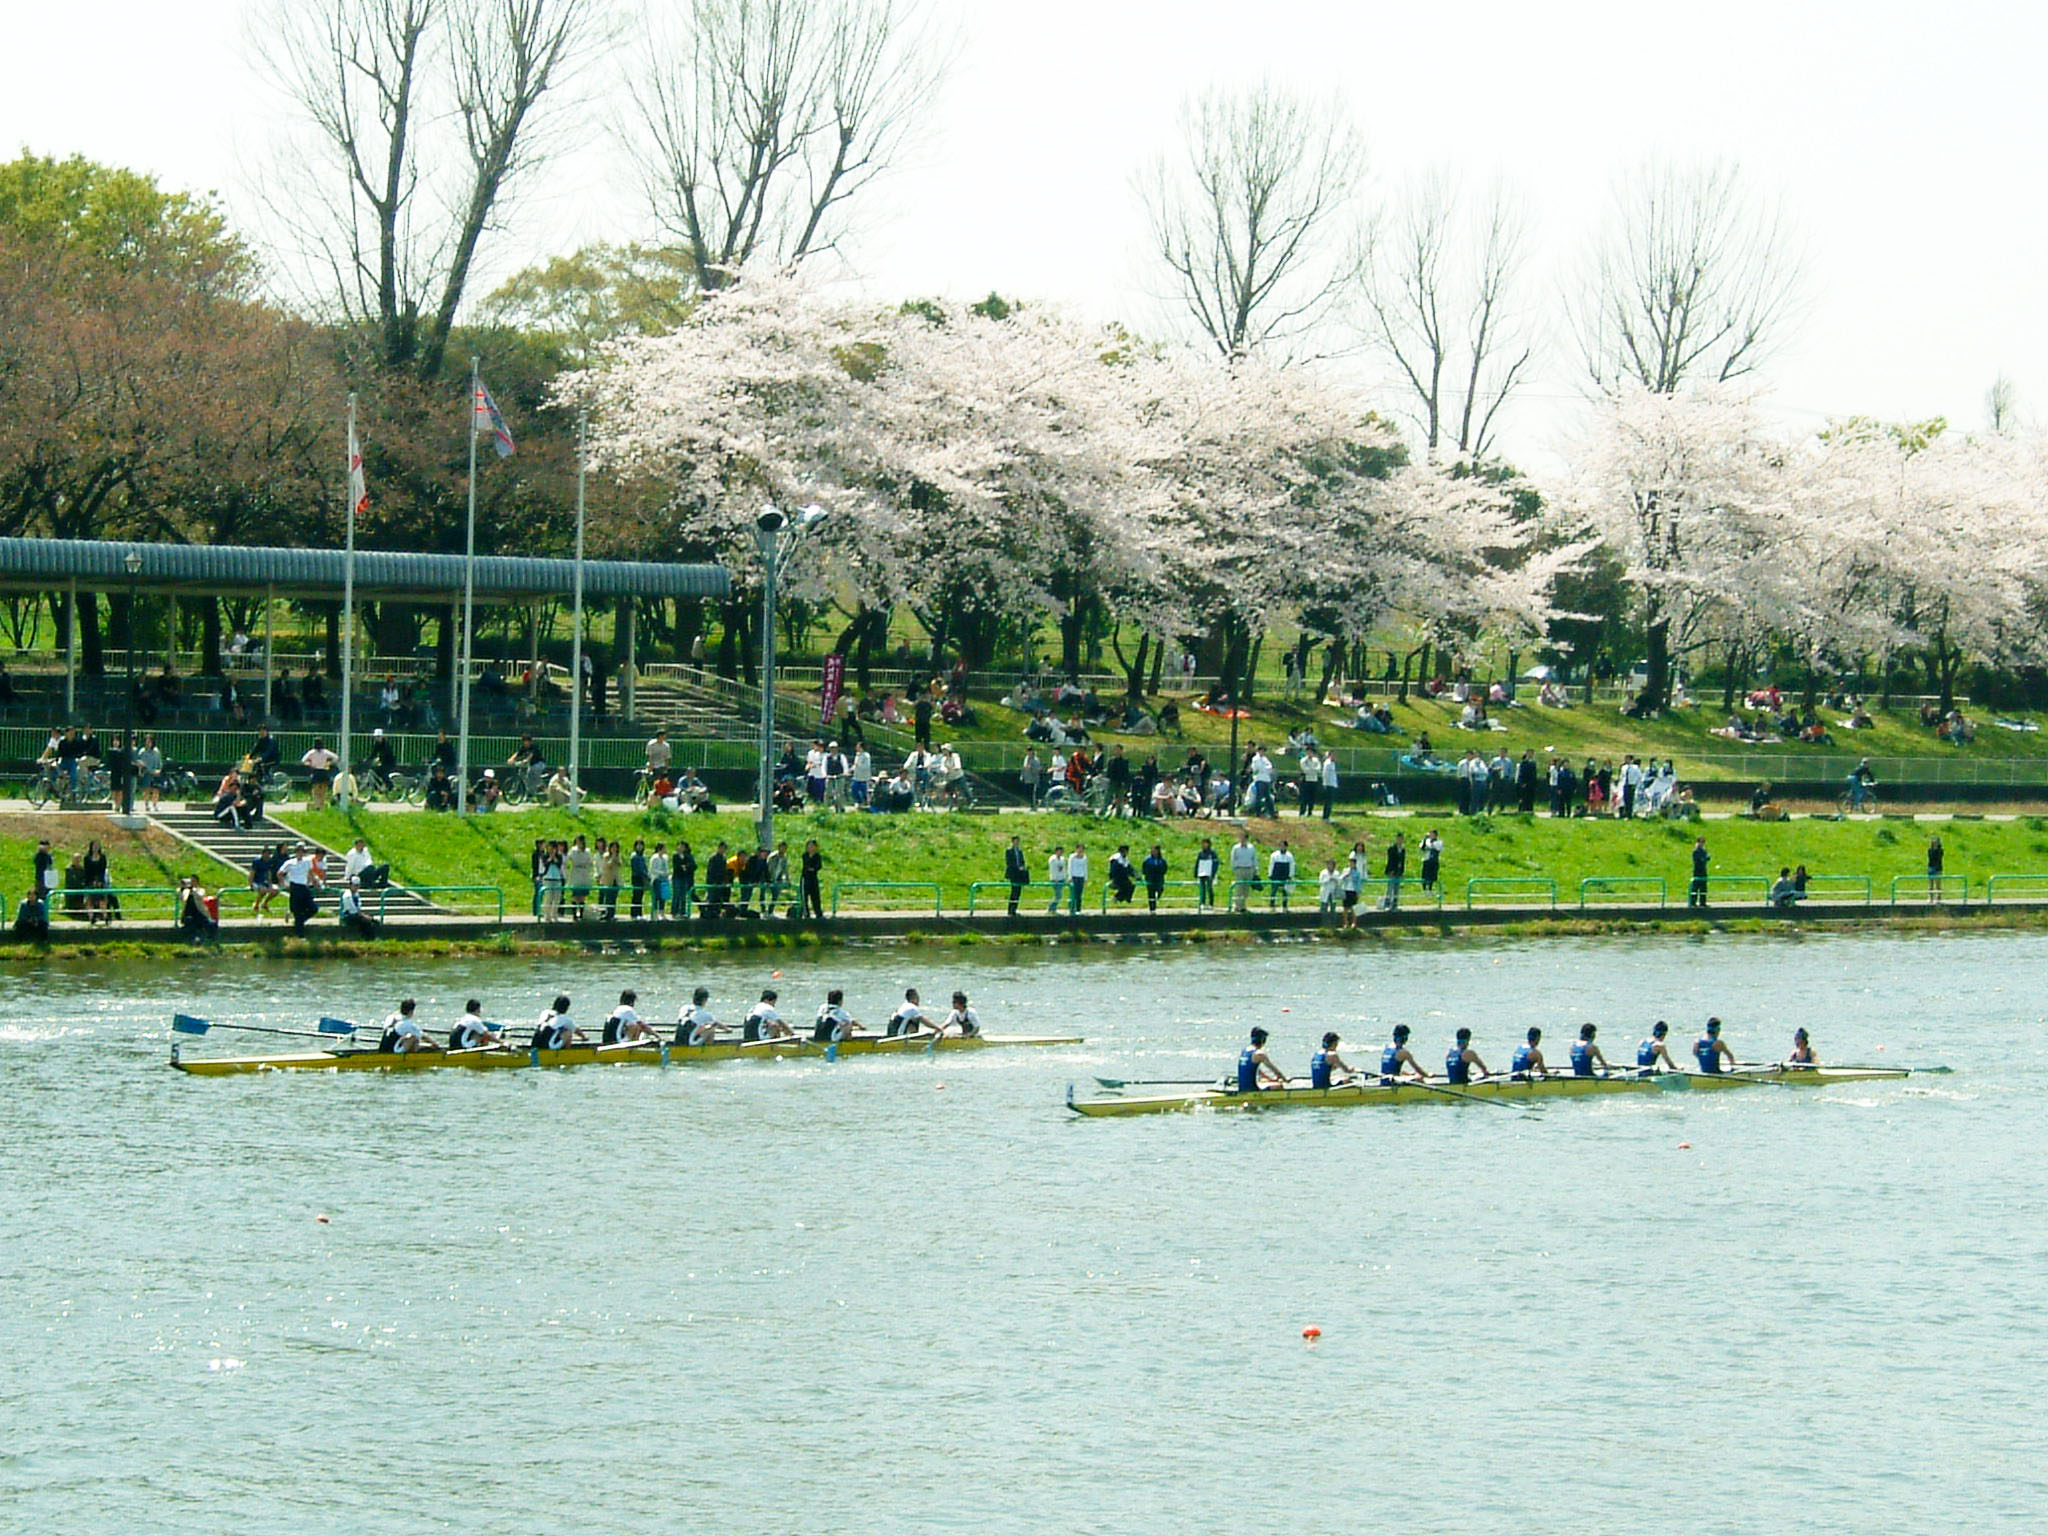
[{"left": 5, "top": 0, "right": 2043, "bottom": 461}]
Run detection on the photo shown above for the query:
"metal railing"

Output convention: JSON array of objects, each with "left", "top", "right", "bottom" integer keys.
[
  {"left": 1465, "top": 877, "right": 1558, "bottom": 909},
  {"left": 376, "top": 884, "right": 504, "bottom": 922},
  {"left": 1985, "top": 873, "right": 2048, "bottom": 903},
  {"left": 1889, "top": 873, "right": 1967, "bottom": 904},
  {"left": 1578, "top": 876, "right": 1668, "bottom": 909},
  {"left": 830, "top": 881, "right": 942, "bottom": 917},
  {"left": 1700, "top": 875, "right": 1772, "bottom": 903},
  {"left": 1800, "top": 875, "right": 1875, "bottom": 904}
]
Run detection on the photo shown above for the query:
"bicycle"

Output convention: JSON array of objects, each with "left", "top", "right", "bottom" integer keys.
[
  {"left": 1836, "top": 783, "right": 1879, "bottom": 816},
  {"left": 499, "top": 762, "right": 546, "bottom": 806},
  {"left": 25, "top": 761, "right": 112, "bottom": 809}
]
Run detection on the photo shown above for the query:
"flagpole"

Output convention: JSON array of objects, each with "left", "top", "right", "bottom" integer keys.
[
  {"left": 568, "top": 409, "right": 587, "bottom": 814},
  {"left": 338, "top": 393, "right": 358, "bottom": 811},
  {"left": 456, "top": 357, "right": 479, "bottom": 815}
]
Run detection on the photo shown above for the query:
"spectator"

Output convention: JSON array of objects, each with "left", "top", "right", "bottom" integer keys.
[
  {"left": 702, "top": 840, "right": 732, "bottom": 920},
  {"left": 14, "top": 889, "right": 49, "bottom": 941},
  {"left": 597, "top": 839, "right": 622, "bottom": 920},
  {"left": 1046, "top": 846, "right": 1069, "bottom": 913},
  {"left": 801, "top": 839, "right": 824, "bottom": 920},
  {"left": 1108, "top": 845, "right": 1137, "bottom": 905},
  {"left": 212, "top": 768, "right": 246, "bottom": 829},
  {"left": 339, "top": 879, "right": 381, "bottom": 937},
  {"left": 565, "top": 836, "right": 596, "bottom": 920},
  {"left": 178, "top": 878, "right": 220, "bottom": 943},
  {"left": 1142, "top": 844, "right": 1168, "bottom": 912},
  {"left": 1317, "top": 858, "right": 1340, "bottom": 916},
  {"left": 1194, "top": 838, "right": 1220, "bottom": 911},
  {"left": 630, "top": 840, "right": 650, "bottom": 919},
  {"left": 1320, "top": 750, "right": 1339, "bottom": 821},
  {"left": 648, "top": 842, "right": 671, "bottom": 919},
  {"left": 280, "top": 846, "right": 321, "bottom": 935},
  {"left": 1688, "top": 836, "right": 1710, "bottom": 908},
  {"left": 673, "top": 842, "right": 697, "bottom": 919},
  {"left": 81, "top": 839, "right": 111, "bottom": 925},
  {"left": 1067, "top": 845, "right": 1089, "bottom": 914},
  {"left": 1340, "top": 843, "right": 1367, "bottom": 929},
  {"left": 1769, "top": 867, "right": 1801, "bottom": 909},
  {"left": 301, "top": 739, "right": 338, "bottom": 810},
  {"left": 1004, "top": 836, "right": 1030, "bottom": 916},
  {"left": 1419, "top": 829, "right": 1442, "bottom": 894},
  {"left": 1228, "top": 831, "right": 1259, "bottom": 912},
  {"left": 1298, "top": 750, "right": 1321, "bottom": 818},
  {"left": 1927, "top": 835, "right": 1945, "bottom": 900},
  {"left": 1381, "top": 833, "right": 1407, "bottom": 911},
  {"left": 1267, "top": 839, "right": 1295, "bottom": 910}
]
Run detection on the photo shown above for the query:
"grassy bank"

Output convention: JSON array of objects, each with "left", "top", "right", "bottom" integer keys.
[{"left": 275, "top": 803, "right": 2048, "bottom": 912}]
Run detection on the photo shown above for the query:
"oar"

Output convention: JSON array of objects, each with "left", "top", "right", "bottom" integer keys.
[
  {"left": 1365, "top": 1076, "right": 1543, "bottom": 1113},
  {"left": 1093, "top": 1075, "right": 1229, "bottom": 1091},
  {"left": 173, "top": 1014, "right": 357, "bottom": 1044}
]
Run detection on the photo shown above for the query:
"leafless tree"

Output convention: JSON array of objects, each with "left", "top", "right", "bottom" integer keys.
[
  {"left": 257, "top": 0, "right": 603, "bottom": 376},
  {"left": 629, "top": 0, "right": 951, "bottom": 293},
  {"left": 1986, "top": 372, "right": 2022, "bottom": 434},
  {"left": 1355, "top": 172, "right": 1534, "bottom": 460},
  {"left": 1140, "top": 83, "right": 1364, "bottom": 362},
  {"left": 1570, "top": 160, "right": 1803, "bottom": 396}
]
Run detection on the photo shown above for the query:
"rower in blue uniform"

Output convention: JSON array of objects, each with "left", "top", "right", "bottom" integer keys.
[
  {"left": 1569, "top": 1022, "right": 1610, "bottom": 1078},
  {"left": 1445, "top": 1027, "right": 1489, "bottom": 1085},
  {"left": 1509, "top": 1026, "right": 1547, "bottom": 1080},
  {"left": 1237, "top": 1027, "right": 1286, "bottom": 1092},
  {"left": 1637, "top": 1020, "right": 1678, "bottom": 1074},
  {"left": 1309, "top": 1031, "right": 1360, "bottom": 1089},
  {"left": 1694, "top": 1017, "right": 1736, "bottom": 1074},
  {"left": 1786, "top": 1027, "right": 1817, "bottom": 1068},
  {"left": 1379, "top": 1024, "right": 1429, "bottom": 1085}
]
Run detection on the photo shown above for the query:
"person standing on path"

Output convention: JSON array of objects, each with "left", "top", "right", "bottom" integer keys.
[
  {"left": 1228, "top": 831, "right": 1259, "bottom": 912},
  {"left": 629, "top": 841, "right": 650, "bottom": 920},
  {"left": 1067, "top": 845, "right": 1089, "bottom": 914},
  {"left": 1194, "top": 839, "right": 1220, "bottom": 911},
  {"left": 1927, "top": 834, "right": 1945, "bottom": 901},
  {"left": 1298, "top": 750, "right": 1320, "bottom": 819},
  {"left": 800, "top": 840, "right": 824, "bottom": 920},
  {"left": 1419, "top": 829, "right": 1442, "bottom": 895},
  {"left": 1321, "top": 749, "right": 1339, "bottom": 820},
  {"left": 1046, "top": 846, "right": 1069, "bottom": 913},
  {"left": 1689, "top": 836, "right": 1710, "bottom": 908},
  {"left": 1142, "top": 844, "right": 1169, "bottom": 911},
  {"left": 1381, "top": 833, "right": 1407, "bottom": 910},
  {"left": 1005, "top": 835, "right": 1030, "bottom": 915},
  {"left": 1020, "top": 748, "right": 1045, "bottom": 808},
  {"left": 1267, "top": 840, "right": 1295, "bottom": 909}
]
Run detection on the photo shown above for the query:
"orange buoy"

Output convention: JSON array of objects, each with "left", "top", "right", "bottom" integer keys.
[
  {"left": 771, "top": 970, "right": 783, "bottom": 979},
  {"left": 1301, "top": 1325, "right": 1321, "bottom": 1340}
]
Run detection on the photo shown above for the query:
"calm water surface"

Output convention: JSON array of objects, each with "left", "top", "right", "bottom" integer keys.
[{"left": 2, "top": 931, "right": 2044, "bottom": 1535}]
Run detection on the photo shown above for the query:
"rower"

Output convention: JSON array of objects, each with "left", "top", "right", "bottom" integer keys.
[
  {"left": 1637, "top": 1020, "right": 1679, "bottom": 1074},
  {"left": 1379, "top": 1024, "right": 1429, "bottom": 1084},
  {"left": 743, "top": 989, "right": 793, "bottom": 1043},
  {"left": 1786, "top": 1027, "right": 1818, "bottom": 1068},
  {"left": 1510, "top": 1027, "right": 1547, "bottom": 1080},
  {"left": 378, "top": 997, "right": 438, "bottom": 1054},
  {"left": 448, "top": 1000, "right": 504, "bottom": 1051},
  {"left": 812, "top": 988, "right": 863, "bottom": 1044},
  {"left": 938, "top": 990, "right": 981, "bottom": 1038},
  {"left": 1236, "top": 1027, "right": 1286, "bottom": 1092},
  {"left": 675, "top": 987, "right": 725, "bottom": 1047},
  {"left": 1445, "top": 1027, "right": 1489, "bottom": 1085},
  {"left": 1694, "top": 1016, "right": 1736, "bottom": 1074},
  {"left": 1309, "top": 1031, "right": 1359, "bottom": 1088},
  {"left": 1569, "top": 1022, "right": 1610, "bottom": 1078},
  {"left": 887, "top": 988, "right": 936, "bottom": 1037},
  {"left": 532, "top": 995, "right": 583, "bottom": 1051},
  {"left": 601, "top": 988, "right": 659, "bottom": 1045}
]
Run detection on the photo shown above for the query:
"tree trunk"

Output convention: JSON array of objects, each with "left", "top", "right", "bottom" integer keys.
[
  {"left": 324, "top": 605, "right": 341, "bottom": 677},
  {"left": 1642, "top": 619, "right": 1671, "bottom": 711},
  {"left": 80, "top": 591, "right": 105, "bottom": 677},
  {"left": 1317, "top": 640, "right": 1343, "bottom": 705},
  {"left": 1149, "top": 636, "right": 1166, "bottom": 696},
  {"left": 674, "top": 597, "right": 703, "bottom": 665},
  {"left": 435, "top": 607, "right": 455, "bottom": 681},
  {"left": 717, "top": 599, "right": 744, "bottom": 680},
  {"left": 202, "top": 602, "right": 223, "bottom": 678},
  {"left": 1058, "top": 608, "right": 1085, "bottom": 679}
]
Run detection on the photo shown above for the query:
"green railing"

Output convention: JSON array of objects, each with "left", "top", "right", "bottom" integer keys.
[
  {"left": 377, "top": 884, "right": 504, "bottom": 922},
  {"left": 43, "top": 884, "right": 255, "bottom": 924},
  {"left": 1799, "top": 875, "right": 1874, "bottom": 904},
  {"left": 1889, "top": 873, "right": 1967, "bottom": 904},
  {"left": 1464, "top": 877, "right": 1558, "bottom": 909},
  {"left": 1984, "top": 873, "right": 2048, "bottom": 903},
  {"left": 1700, "top": 875, "right": 1772, "bottom": 903},
  {"left": 830, "top": 881, "right": 942, "bottom": 917},
  {"left": 1578, "top": 876, "right": 1668, "bottom": 909}
]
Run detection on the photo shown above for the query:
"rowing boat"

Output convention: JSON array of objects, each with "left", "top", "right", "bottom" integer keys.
[
  {"left": 1065, "top": 1065, "right": 1912, "bottom": 1118},
  {"left": 173, "top": 1032, "right": 1081, "bottom": 1076}
]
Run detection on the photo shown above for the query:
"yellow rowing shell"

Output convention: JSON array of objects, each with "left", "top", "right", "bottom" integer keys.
[
  {"left": 173, "top": 1033, "right": 1081, "bottom": 1076},
  {"left": 1066, "top": 1065, "right": 1912, "bottom": 1118}
]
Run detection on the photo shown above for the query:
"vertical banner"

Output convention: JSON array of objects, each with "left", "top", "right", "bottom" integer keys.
[{"left": 820, "top": 652, "right": 846, "bottom": 730}]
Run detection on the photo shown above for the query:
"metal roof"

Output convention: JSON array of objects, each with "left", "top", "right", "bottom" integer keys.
[{"left": 0, "top": 537, "right": 730, "bottom": 603}]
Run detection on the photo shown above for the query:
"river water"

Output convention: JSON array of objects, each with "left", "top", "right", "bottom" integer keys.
[{"left": 1, "top": 931, "right": 2042, "bottom": 1535}]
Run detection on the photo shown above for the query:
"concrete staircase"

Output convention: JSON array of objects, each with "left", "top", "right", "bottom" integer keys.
[
  {"left": 630, "top": 677, "right": 751, "bottom": 739},
  {"left": 151, "top": 809, "right": 443, "bottom": 917}
]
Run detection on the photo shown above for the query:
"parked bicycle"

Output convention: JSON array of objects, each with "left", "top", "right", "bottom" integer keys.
[{"left": 24, "top": 760, "right": 111, "bottom": 809}]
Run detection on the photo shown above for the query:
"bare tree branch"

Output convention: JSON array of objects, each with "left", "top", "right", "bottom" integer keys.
[
  {"left": 1570, "top": 160, "right": 1804, "bottom": 397},
  {"left": 1140, "top": 83, "right": 1364, "bottom": 362},
  {"left": 630, "top": 0, "right": 950, "bottom": 293}
]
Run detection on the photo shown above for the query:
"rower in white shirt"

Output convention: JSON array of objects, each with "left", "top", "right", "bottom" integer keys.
[
  {"left": 743, "top": 989, "right": 793, "bottom": 1042},
  {"left": 675, "top": 986, "right": 725, "bottom": 1047},
  {"left": 887, "top": 987, "right": 937, "bottom": 1037},
  {"left": 447, "top": 999, "right": 504, "bottom": 1050},
  {"left": 812, "top": 988, "right": 863, "bottom": 1043},
  {"left": 378, "top": 997, "right": 438, "bottom": 1054},
  {"left": 600, "top": 988, "right": 659, "bottom": 1045},
  {"left": 532, "top": 994, "right": 583, "bottom": 1051},
  {"left": 937, "top": 990, "right": 981, "bottom": 1038}
]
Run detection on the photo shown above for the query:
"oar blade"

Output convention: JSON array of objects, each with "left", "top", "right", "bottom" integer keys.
[
  {"left": 1092, "top": 1076, "right": 1128, "bottom": 1091},
  {"left": 172, "top": 1013, "right": 210, "bottom": 1035},
  {"left": 318, "top": 1017, "right": 356, "bottom": 1036}
]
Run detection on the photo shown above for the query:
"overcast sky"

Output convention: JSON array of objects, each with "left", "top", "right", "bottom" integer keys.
[{"left": 6, "top": 0, "right": 2043, "bottom": 461}]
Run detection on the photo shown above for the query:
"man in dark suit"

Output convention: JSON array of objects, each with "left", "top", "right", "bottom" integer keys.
[{"left": 1004, "top": 835, "right": 1030, "bottom": 916}]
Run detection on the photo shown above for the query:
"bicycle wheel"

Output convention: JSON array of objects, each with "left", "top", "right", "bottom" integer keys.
[
  {"left": 265, "top": 772, "right": 293, "bottom": 804},
  {"left": 399, "top": 774, "right": 424, "bottom": 806},
  {"left": 500, "top": 776, "right": 529, "bottom": 806},
  {"left": 25, "top": 777, "right": 50, "bottom": 809}
]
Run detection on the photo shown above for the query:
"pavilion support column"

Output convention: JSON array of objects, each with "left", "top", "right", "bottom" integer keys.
[
  {"left": 262, "top": 586, "right": 275, "bottom": 722},
  {"left": 622, "top": 600, "right": 637, "bottom": 719},
  {"left": 164, "top": 595, "right": 177, "bottom": 672},
  {"left": 64, "top": 579, "right": 77, "bottom": 719},
  {"left": 527, "top": 604, "right": 541, "bottom": 694}
]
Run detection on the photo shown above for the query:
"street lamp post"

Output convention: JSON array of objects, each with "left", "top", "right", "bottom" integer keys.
[
  {"left": 121, "top": 550, "right": 142, "bottom": 816},
  {"left": 753, "top": 503, "right": 827, "bottom": 855}
]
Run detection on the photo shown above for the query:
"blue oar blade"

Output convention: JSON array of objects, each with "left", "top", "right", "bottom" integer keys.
[
  {"left": 172, "top": 1013, "right": 210, "bottom": 1035},
  {"left": 318, "top": 1017, "right": 356, "bottom": 1035}
]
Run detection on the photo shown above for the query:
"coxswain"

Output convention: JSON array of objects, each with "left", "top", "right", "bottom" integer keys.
[
  {"left": 1569, "top": 1022, "right": 1610, "bottom": 1078},
  {"left": 742, "top": 989, "right": 793, "bottom": 1043},
  {"left": 1637, "top": 1020, "right": 1679, "bottom": 1074},
  {"left": 1445, "top": 1027, "right": 1489, "bottom": 1085},
  {"left": 1510, "top": 1026, "right": 1547, "bottom": 1080},
  {"left": 1786, "top": 1027, "right": 1817, "bottom": 1068},
  {"left": 675, "top": 987, "right": 724, "bottom": 1047},
  {"left": 812, "top": 988, "right": 863, "bottom": 1043},
  {"left": 601, "top": 988, "right": 658, "bottom": 1045},
  {"left": 1379, "top": 1023, "right": 1429, "bottom": 1084},
  {"left": 887, "top": 988, "right": 936, "bottom": 1037},
  {"left": 1309, "top": 1031, "right": 1360, "bottom": 1089},
  {"left": 1694, "top": 1016, "right": 1736, "bottom": 1074},
  {"left": 532, "top": 995, "right": 582, "bottom": 1051},
  {"left": 378, "top": 997, "right": 438, "bottom": 1054},
  {"left": 448, "top": 999, "right": 504, "bottom": 1051},
  {"left": 1236, "top": 1027, "right": 1286, "bottom": 1092},
  {"left": 938, "top": 990, "right": 981, "bottom": 1038}
]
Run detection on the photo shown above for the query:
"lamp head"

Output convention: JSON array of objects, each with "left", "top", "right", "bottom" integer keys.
[
  {"left": 124, "top": 552, "right": 143, "bottom": 576},
  {"left": 797, "top": 503, "right": 828, "bottom": 529},
  {"left": 756, "top": 506, "right": 788, "bottom": 533}
]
